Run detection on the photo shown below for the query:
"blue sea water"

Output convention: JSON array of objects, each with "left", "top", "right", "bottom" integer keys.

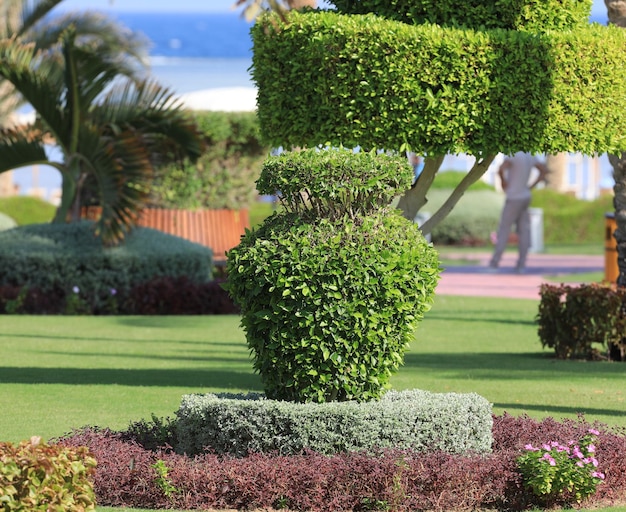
[{"left": 115, "top": 12, "right": 255, "bottom": 92}]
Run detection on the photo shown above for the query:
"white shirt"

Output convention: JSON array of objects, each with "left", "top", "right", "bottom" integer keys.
[{"left": 503, "top": 152, "right": 540, "bottom": 200}]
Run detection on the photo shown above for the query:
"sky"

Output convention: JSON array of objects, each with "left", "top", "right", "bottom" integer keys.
[{"left": 55, "top": 0, "right": 609, "bottom": 21}]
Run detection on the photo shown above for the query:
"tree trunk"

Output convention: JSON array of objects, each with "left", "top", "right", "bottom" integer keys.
[
  {"left": 545, "top": 153, "right": 568, "bottom": 192},
  {"left": 605, "top": 0, "right": 626, "bottom": 26},
  {"left": 396, "top": 155, "right": 445, "bottom": 220},
  {"left": 419, "top": 155, "right": 496, "bottom": 235},
  {"left": 605, "top": 0, "right": 626, "bottom": 286}
]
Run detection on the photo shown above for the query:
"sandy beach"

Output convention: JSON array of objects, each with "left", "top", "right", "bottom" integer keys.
[{"left": 179, "top": 86, "right": 257, "bottom": 111}]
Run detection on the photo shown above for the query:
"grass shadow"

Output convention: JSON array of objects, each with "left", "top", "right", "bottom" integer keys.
[{"left": 0, "top": 367, "right": 261, "bottom": 389}]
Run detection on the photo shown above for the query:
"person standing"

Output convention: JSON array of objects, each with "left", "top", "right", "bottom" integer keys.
[{"left": 489, "top": 152, "right": 549, "bottom": 273}]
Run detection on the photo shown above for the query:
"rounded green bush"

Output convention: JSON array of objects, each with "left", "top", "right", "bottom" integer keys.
[{"left": 226, "top": 149, "right": 440, "bottom": 403}]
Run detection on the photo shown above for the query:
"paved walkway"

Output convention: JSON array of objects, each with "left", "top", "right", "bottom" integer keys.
[{"left": 437, "top": 252, "right": 606, "bottom": 300}]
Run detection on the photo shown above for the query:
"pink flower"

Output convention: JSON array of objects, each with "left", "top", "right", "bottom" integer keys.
[
  {"left": 524, "top": 443, "right": 536, "bottom": 451},
  {"left": 589, "top": 429, "right": 600, "bottom": 436},
  {"left": 587, "top": 444, "right": 596, "bottom": 453},
  {"left": 592, "top": 471, "right": 605, "bottom": 480},
  {"left": 576, "top": 461, "right": 584, "bottom": 467}
]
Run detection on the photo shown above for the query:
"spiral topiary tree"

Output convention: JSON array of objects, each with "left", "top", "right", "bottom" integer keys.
[
  {"left": 250, "top": 0, "right": 626, "bottom": 234},
  {"left": 226, "top": 149, "right": 440, "bottom": 403}
]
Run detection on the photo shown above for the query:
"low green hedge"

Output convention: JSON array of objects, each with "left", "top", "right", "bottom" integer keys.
[
  {"left": 174, "top": 389, "right": 493, "bottom": 457},
  {"left": 425, "top": 189, "right": 503, "bottom": 245},
  {"left": 0, "top": 222, "right": 213, "bottom": 310}
]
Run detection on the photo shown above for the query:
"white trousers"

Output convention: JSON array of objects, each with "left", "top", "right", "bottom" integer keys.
[{"left": 490, "top": 197, "right": 531, "bottom": 268}]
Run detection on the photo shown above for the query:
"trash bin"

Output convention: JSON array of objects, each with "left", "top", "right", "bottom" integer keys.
[
  {"left": 605, "top": 212, "right": 618, "bottom": 283},
  {"left": 529, "top": 207, "right": 543, "bottom": 253}
]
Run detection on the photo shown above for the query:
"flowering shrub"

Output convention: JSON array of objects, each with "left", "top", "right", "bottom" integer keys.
[
  {"left": 517, "top": 429, "right": 605, "bottom": 505},
  {"left": 64, "top": 286, "right": 91, "bottom": 315}
]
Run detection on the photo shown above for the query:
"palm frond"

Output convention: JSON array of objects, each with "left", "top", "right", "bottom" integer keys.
[
  {"left": 0, "top": 39, "right": 68, "bottom": 148},
  {"left": 86, "top": 129, "right": 155, "bottom": 245},
  {"left": 18, "top": 0, "right": 63, "bottom": 36},
  {"left": 25, "top": 11, "right": 150, "bottom": 78},
  {"left": 0, "top": 125, "right": 50, "bottom": 173},
  {"left": 95, "top": 79, "right": 205, "bottom": 165}
]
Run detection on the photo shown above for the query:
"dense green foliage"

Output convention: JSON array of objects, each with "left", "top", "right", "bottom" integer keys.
[
  {"left": 174, "top": 390, "right": 493, "bottom": 456},
  {"left": 430, "top": 170, "right": 495, "bottom": 191},
  {"left": 428, "top": 189, "right": 503, "bottom": 245},
  {"left": 0, "top": 196, "right": 55, "bottom": 225},
  {"left": 331, "top": 0, "right": 592, "bottom": 31},
  {"left": 0, "top": 437, "right": 96, "bottom": 511},
  {"left": 151, "top": 111, "right": 270, "bottom": 210},
  {"left": 252, "top": 12, "right": 626, "bottom": 156},
  {"left": 533, "top": 189, "right": 613, "bottom": 245},
  {"left": 537, "top": 283, "right": 626, "bottom": 360},
  {"left": 0, "top": 31, "right": 203, "bottom": 245},
  {"left": 227, "top": 149, "right": 440, "bottom": 402},
  {"left": 0, "top": 222, "right": 213, "bottom": 310}
]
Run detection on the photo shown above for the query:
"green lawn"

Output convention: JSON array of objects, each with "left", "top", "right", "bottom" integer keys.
[{"left": 2, "top": 295, "right": 624, "bottom": 446}]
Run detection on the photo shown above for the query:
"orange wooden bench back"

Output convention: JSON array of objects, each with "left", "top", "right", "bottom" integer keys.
[{"left": 82, "top": 207, "right": 249, "bottom": 264}]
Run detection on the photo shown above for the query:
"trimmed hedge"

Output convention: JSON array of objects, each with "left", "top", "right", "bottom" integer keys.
[
  {"left": 151, "top": 111, "right": 269, "bottom": 210},
  {"left": 226, "top": 149, "right": 440, "bottom": 402},
  {"left": 174, "top": 389, "right": 493, "bottom": 457},
  {"left": 330, "top": 0, "right": 592, "bottom": 31},
  {"left": 427, "top": 189, "right": 504, "bottom": 245},
  {"left": 0, "top": 222, "right": 213, "bottom": 311},
  {"left": 251, "top": 11, "right": 626, "bottom": 156},
  {"left": 537, "top": 283, "right": 626, "bottom": 360}
]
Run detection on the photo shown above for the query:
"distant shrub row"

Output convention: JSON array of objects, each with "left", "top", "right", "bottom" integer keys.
[
  {"left": 150, "top": 111, "right": 269, "bottom": 210},
  {"left": 0, "top": 223, "right": 220, "bottom": 313},
  {"left": 0, "top": 276, "right": 239, "bottom": 315}
]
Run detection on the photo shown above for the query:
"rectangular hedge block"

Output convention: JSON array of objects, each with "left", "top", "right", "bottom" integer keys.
[{"left": 174, "top": 389, "right": 493, "bottom": 457}]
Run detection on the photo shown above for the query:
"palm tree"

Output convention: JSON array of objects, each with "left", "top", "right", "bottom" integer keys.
[
  {"left": 0, "top": 28, "right": 204, "bottom": 245},
  {"left": 234, "top": 0, "right": 317, "bottom": 21},
  {"left": 0, "top": 0, "right": 151, "bottom": 204},
  {"left": 604, "top": 0, "right": 626, "bottom": 286},
  {"left": 0, "top": 0, "right": 150, "bottom": 124}
]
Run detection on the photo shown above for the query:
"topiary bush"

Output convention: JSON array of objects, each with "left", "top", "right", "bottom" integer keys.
[{"left": 226, "top": 149, "right": 440, "bottom": 403}]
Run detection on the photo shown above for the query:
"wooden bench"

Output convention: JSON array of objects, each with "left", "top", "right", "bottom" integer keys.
[{"left": 82, "top": 207, "right": 249, "bottom": 266}]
